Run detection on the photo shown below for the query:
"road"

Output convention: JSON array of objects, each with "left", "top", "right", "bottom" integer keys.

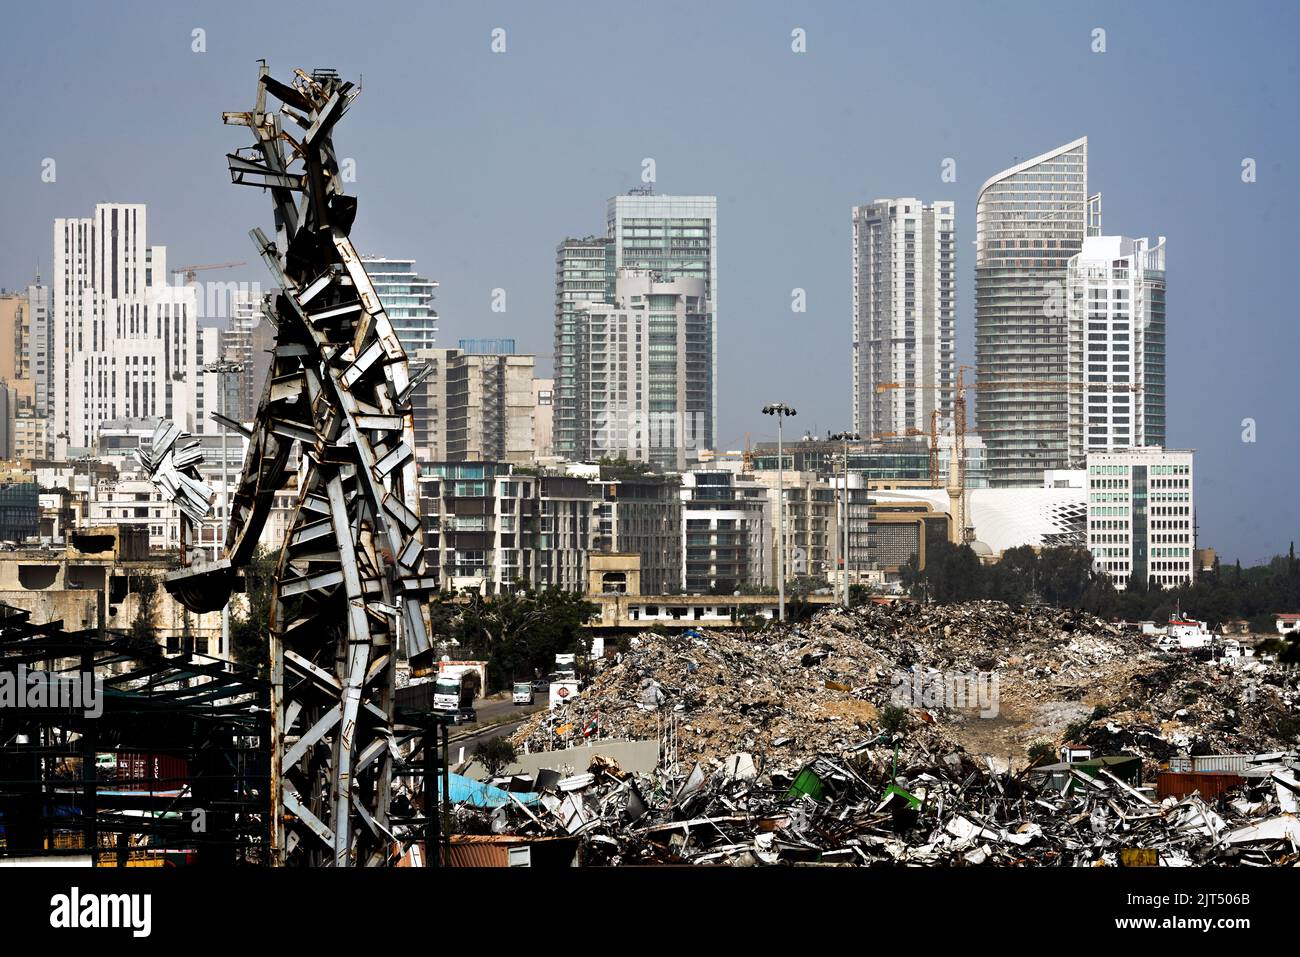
[
  {"left": 470, "top": 692, "right": 544, "bottom": 728},
  {"left": 444, "top": 692, "right": 546, "bottom": 766},
  {"left": 447, "top": 719, "right": 526, "bottom": 766}
]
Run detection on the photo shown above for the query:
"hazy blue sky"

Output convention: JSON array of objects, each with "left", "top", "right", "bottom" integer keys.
[{"left": 2, "top": 1, "right": 1296, "bottom": 564}]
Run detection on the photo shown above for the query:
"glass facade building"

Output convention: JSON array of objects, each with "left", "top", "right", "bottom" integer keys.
[
  {"left": 554, "top": 237, "right": 615, "bottom": 460},
  {"left": 975, "top": 137, "right": 1098, "bottom": 486},
  {"left": 607, "top": 192, "right": 717, "bottom": 453}
]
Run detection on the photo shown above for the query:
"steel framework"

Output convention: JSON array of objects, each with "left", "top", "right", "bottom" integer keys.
[{"left": 155, "top": 64, "right": 434, "bottom": 866}]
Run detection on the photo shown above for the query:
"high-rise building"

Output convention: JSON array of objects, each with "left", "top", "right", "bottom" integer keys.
[
  {"left": 222, "top": 291, "right": 274, "bottom": 423},
  {"left": 975, "top": 137, "right": 1099, "bottom": 486},
  {"left": 397, "top": 340, "right": 531, "bottom": 465},
  {"left": 27, "top": 281, "right": 52, "bottom": 418},
  {"left": 852, "top": 199, "right": 956, "bottom": 437},
  {"left": 361, "top": 257, "right": 438, "bottom": 355},
  {"left": 1086, "top": 448, "right": 1193, "bottom": 590},
  {"left": 364, "top": 257, "right": 438, "bottom": 458},
  {"left": 1067, "top": 236, "right": 1167, "bottom": 462},
  {"left": 607, "top": 191, "right": 717, "bottom": 451},
  {"left": 574, "top": 269, "right": 712, "bottom": 470},
  {"left": 554, "top": 236, "right": 615, "bottom": 460},
  {"left": 52, "top": 204, "right": 200, "bottom": 458},
  {"left": 532, "top": 377, "right": 554, "bottom": 460}
]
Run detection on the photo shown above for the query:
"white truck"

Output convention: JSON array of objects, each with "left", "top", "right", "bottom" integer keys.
[{"left": 433, "top": 661, "right": 486, "bottom": 722}]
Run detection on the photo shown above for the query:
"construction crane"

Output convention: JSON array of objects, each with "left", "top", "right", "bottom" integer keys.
[
  {"left": 170, "top": 260, "right": 247, "bottom": 284},
  {"left": 877, "top": 366, "right": 1141, "bottom": 545}
]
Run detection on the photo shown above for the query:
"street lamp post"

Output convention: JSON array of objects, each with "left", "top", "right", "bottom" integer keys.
[
  {"left": 762, "top": 403, "right": 796, "bottom": 621},
  {"left": 204, "top": 359, "right": 243, "bottom": 658},
  {"left": 829, "top": 431, "right": 860, "bottom": 607}
]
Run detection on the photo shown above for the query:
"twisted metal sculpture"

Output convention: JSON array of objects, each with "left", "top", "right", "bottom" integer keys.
[{"left": 158, "top": 64, "right": 433, "bottom": 866}]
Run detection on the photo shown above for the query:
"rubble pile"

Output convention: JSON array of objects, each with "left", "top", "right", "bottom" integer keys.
[
  {"left": 463, "top": 602, "right": 1300, "bottom": 865},
  {"left": 513, "top": 601, "right": 1300, "bottom": 768},
  {"left": 456, "top": 746, "right": 1300, "bottom": 866}
]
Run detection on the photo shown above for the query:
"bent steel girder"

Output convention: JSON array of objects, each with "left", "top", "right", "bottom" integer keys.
[{"left": 194, "top": 64, "right": 432, "bottom": 866}]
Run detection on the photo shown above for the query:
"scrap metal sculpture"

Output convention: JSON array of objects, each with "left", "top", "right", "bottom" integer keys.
[{"left": 157, "top": 64, "right": 433, "bottom": 866}]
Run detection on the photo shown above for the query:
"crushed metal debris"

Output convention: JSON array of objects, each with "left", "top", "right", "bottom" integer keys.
[{"left": 441, "top": 602, "right": 1300, "bottom": 866}]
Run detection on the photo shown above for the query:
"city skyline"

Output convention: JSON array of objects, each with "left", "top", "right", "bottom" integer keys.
[{"left": 1, "top": 2, "right": 1296, "bottom": 563}]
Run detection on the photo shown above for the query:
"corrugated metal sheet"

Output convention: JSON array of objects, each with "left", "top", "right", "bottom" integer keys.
[
  {"left": 1157, "top": 771, "right": 1244, "bottom": 800},
  {"left": 441, "top": 841, "right": 510, "bottom": 868},
  {"left": 1168, "top": 754, "right": 1251, "bottom": 774}
]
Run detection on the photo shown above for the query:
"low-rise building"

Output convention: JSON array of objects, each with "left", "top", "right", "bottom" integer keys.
[
  {"left": 586, "top": 552, "right": 833, "bottom": 629},
  {"left": 0, "top": 525, "right": 226, "bottom": 657},
  {"left": 588, "top": 467, "right": 682, "bottom": 595},
  {"left": 680, "top": 470, "right": 772, "bottom": 593},
  {"left": 421, "top": 462, "right": 596, "bottom": 594}
]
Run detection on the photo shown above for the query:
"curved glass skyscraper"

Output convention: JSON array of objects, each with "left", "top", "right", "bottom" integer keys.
[{"left": 975, "top": 137, "right": 1097, "bottom": 486}]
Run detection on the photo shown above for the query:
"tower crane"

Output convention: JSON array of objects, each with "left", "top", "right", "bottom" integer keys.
[
  {"left": 170, "top": 260, "right": 248, "bottom": 284},
  {"left": 877, "top": 366, "right": 1140, "bottom": 545}
]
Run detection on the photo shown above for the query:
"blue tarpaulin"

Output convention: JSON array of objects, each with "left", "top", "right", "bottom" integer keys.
[{"left": 438, "top": 773, "right": 539, "bottom": 809}]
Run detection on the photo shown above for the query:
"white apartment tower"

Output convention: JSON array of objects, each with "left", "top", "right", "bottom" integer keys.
[
  {"left": 852, "top": 199, "right": 956, "bottom": 437},
  {"left": 574, "top": 269, "right": 712, "bottom": 471},
  {"left": 1067, "top": 236, "right": 1167, "bottom": 463},
  {"left": 607, "top": 191, "right": 717, "bottom": 452},
  {"left": 1086, "top": 447, "right": 1193, "bottom": 589},
  {"left": 52, "top": 204, "right": 200, "bottom": 457}
]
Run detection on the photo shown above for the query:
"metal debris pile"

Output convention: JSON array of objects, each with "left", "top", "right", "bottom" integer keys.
[{"left": 452, "top": 744, "right": 1300, "bottom": 866}]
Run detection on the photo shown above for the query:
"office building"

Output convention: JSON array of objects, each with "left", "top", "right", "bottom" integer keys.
[
  {"left": 852, "top": 199, "right": 956, "bottom": 437},
  {"left": 28, "top": 281, "right": 52, "bottom": 418},
  {"left": 975, "top": 138, "right": 1098, "bottom": 486},
  {"left": 52, "top": 204, "right": 200, "bottom": 457},
  {"left": 1086, "top": 447, "right": 1194, "bottom": 590},
  {"left": 1067, "top": 236, "right": 1167, "bottom": 461}
]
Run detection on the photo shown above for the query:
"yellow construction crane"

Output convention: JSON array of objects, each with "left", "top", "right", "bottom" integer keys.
[
  {"left": 877, "top": 367, "right": 1141, "bottom": 545},
  {"left": 170, "top": 260, "right": 247, "bottom": 284}
]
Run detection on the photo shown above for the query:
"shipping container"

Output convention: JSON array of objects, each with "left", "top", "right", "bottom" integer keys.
[
  {"left": 1156, "top": 771, "right": 1244, "bottom": 801},
  {"left": 114, "top": 752, "right": 190, "bottom": 792},
  {"left": 1168, "top": 754, "right": 1252, "bottom": 774}
]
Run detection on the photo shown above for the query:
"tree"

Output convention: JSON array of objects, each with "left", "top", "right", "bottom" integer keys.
[
  {"left": 127, "top": 571, "right": 161, "bottom": 655},
  {"left": 1027, "top": 741, "right": 1055, "bottom": 766},
  {"left": 455, "top": 587, "right": 596, "bottom": 693},
  {"left": 230, "top": 546, "right": 277, "bottom": 674},
  {"left": 474, "top": 736, "right": 517, "bottom": 778}
]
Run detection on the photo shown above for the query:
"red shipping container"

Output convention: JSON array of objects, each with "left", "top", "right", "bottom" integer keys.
[
  {"left": 114, "top": 752, "right": 191, "bottom": 792},
  {"left": 1156, "top": 771, "right": 1244, "bottom": 801}
]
